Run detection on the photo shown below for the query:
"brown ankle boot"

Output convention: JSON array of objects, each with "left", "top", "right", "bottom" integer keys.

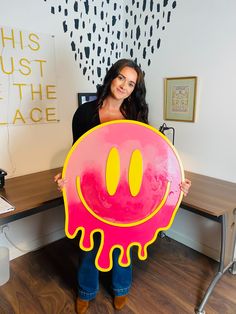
[
  {"left": 114, "top": 295, "right": 128, "bottom": 310},
  {"left": 76, "top": 297, "right": 89, "bottom": 314}
]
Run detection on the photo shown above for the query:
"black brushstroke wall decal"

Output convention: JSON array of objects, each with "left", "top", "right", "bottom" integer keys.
[
  {"left": 74, "top": 19, "right": 79, "bottom": 29},
  {"left": 43, "top": 0, "right": 177, "bottom": 85},
  {"left": 74, "top": 1, "right": 78, "bottom": 12}
]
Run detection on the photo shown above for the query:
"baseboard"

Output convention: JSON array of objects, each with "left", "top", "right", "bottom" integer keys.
[
  {"left": 166, "top": 229, "right": 220, "bottom": 262},
  {"left": 6, "top": 227, "right": 230, "bottom": 263},
  {"left": 6, "top": 227, "right": 221, "bottom": 262},
  {"left": 8, "top": 228, "right": 66, "bottom": 260}
]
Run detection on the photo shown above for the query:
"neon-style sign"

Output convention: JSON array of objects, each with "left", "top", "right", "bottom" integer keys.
[{"left": 62, "top": 120, "right": 184, "bottom": 271}]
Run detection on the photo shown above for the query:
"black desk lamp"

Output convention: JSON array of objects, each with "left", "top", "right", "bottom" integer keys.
[
  {"left": 159, "top": 123, "right": 175, "bottom": 145},
  {"left": 158, "top": 123, "right": 175, "bottom": 240},
  {"left": 0, "top": 169, "right": 7, "bottom": 189},
  {"left": 158, "top": 123, "right": 175, "bottom": 239}
]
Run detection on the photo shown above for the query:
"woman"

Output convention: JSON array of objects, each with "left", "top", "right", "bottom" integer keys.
[{"left": 55, "top": 59, "right": 191, "bottom": 314}]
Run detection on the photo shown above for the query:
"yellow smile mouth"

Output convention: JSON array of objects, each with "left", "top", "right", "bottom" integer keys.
[{"left": 76, "top": 176, "right": 171, "bottom": 228}]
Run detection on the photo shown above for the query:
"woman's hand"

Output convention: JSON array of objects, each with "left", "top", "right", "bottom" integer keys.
[
  {"left": 54, "top": 173, "right": 66, "bottom": 192},
  {"left": 180, "top": 178, "right": 191, "bottom": 197}
]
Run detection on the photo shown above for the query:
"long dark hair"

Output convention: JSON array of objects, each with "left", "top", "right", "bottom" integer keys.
[{"left": 96, "top": 59, "right": 149, "bottom": 124}]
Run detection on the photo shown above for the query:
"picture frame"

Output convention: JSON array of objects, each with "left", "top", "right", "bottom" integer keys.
[
  {"left": 78, "top": 92, "right": 97, "bottom": 106},
  {"left": 164, "top": 76, "right": 197, "bottom": 122}
]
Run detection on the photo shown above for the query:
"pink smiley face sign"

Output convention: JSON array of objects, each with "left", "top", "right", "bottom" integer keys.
[{"left": 62, "top": 120, "right": 184, "bottom": 271}]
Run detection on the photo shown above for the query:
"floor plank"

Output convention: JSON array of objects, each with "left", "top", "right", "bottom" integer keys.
[{"left": 0, "top": 236, "right": 235, "bottom": 314}]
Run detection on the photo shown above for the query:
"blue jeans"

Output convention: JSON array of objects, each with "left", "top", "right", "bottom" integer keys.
[{"left": 77, "top": 238, "right": 132, "bottom": 301}]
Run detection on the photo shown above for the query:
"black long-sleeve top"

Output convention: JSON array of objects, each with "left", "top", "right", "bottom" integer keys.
[{"left": 72, "top": 100, "right": 100, "bottom": 144}]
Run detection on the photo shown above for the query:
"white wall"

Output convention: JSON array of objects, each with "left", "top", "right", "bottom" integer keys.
[
  {"left": 123, "top": 0, "right": 236, "bottom": 260},
  {"left": 0, "top": 0, "right": 78, "bottom": 177},
  {"left": 0, "top": 0, "right": 83, "bottom": 260},
  {"left": 0, "top": 0, "right": 123, "bottom": 259},
  {"left": 124, "top": 0, "right": 236, "bottom": 183},
  {"left": 0, "top": 0, "right": 235, "bottom": 261}
]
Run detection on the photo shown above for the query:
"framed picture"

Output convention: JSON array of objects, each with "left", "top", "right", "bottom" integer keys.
[
  {"left": 78, "top": 92, "right": 97, "bottom": 106},
  {"left": 164, "top": 76, "right": 197, "bottom": 122}
]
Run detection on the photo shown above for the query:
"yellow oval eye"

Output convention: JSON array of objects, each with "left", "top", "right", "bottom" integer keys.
[
  {"left": 106, "top": 147, "right": 120, "bottom": 196},
  {"left": 128, "top": 149, "right": 143, "bottom": 196}
]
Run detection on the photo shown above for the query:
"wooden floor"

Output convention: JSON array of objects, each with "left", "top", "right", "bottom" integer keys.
[{"left": 0, "top": 236, "right": 235, "bottom": 314}]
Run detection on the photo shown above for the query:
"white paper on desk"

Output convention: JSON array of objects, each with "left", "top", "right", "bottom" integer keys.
[{"left": 0, "top": 196, "right": 15, "bottom": 214}]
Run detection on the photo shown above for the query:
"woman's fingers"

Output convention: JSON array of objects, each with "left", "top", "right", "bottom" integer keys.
[
  {"left": 54, "top": 173, "right": 62, "bottom": 182},
  {"left": 180, "top": 179, "right": 191, "bottom": 196},
  {"left": 54, "top": 173, "right": 66, "bottom": 192}
]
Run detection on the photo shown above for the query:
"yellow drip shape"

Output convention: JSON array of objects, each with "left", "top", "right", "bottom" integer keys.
[
  {"left": 128, "top": 149, "right": 143, "bottom": 196},
  {"left": 106, "top": 147, "right": 120, "bottom": 196}
]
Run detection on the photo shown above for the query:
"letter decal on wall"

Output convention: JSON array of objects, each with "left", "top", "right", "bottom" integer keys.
[{"left": 0, "top": 26, "right": 58, "bottom": 125}]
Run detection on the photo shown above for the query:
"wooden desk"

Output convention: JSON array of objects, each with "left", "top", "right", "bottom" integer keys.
[
  {"left": 183, "top": 171, "right": 236, "bottom": 217},
  {"left": 182, "top": 171, "right": 236, "bottom": 314},
  {"left": 0, "top": 167, "right": 63, "bottom": 223},
  {"left": 0, "top": 168, "right": 235, "bottom": 314}
]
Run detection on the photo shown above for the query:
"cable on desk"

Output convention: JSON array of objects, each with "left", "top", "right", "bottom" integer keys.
[
  {"left": 3, "top": 229, "right": 32, "bottom": 253},
  {"left": 2, "top": 226, "right": 65, "bottom": 254}
]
